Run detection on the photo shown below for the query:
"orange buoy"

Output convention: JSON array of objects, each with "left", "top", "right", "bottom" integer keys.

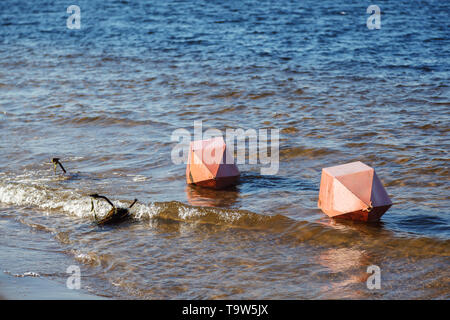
[
  {"left": 318, "top": 161, "right": 392, "bottom": 222},
  {"left": 186, "top": 136, "right": 240, "bottom": 189}
]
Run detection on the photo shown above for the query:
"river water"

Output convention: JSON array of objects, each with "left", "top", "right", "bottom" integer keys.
[{"left": 0, "top": 0, "right": 449, "bottom": 299}]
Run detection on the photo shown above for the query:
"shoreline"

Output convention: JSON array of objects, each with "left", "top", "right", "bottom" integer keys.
[
  {"left": 0, "top": 207, "right": 108, "bottom": 300},
  {"left": 0, "top": 270, "right": 106, "bottom": 300}
]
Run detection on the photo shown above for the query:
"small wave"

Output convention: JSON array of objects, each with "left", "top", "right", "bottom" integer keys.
[
  {"left": 44, "top": 104, "right": 63, "bottom": 109},
  {"left": 345, "top": 142, "right": 368, "bottom": 148},
  {"left": 398, "top": 215, "right": 448, "bottom": 228},
  {"left": 56, "top": 115, "right": 162, "bottom": 127},
  {"left": 18, "top": 219, "right": 57, "bottom": 234},
  {"left": 248, "top": 92, "right": 276, "bottom": 100},
  {"left": 423, "top": 37, "right": 446, "bottom": 42},
  {"left": 71, "top": 250, "right": 105, "bottom": 267},
  {"left": 0, "top": 177, "right": 302, "bottom": 236},
  {"left": 1, "top": 180, "right": 449, "bottom": 257},
  {"left": 0, "top": 182, "right": 95, "bottom": 219},
  {"left": 133, "top": 200, "right": 292, "bottom": 231},
  {"left": 292, "top": 88, "right": 305, "bottom": 95},
  {"left": 209, "top": 105, "right": 246, "bottom": 115},
  {"left": 0, "top": 180, "right": 285, "bottom": 229},
  {"left": 281, "top": 127, "right": 299, "bottom": 134},
  {"left": 4, "top": 271, "right": 40, "bottom": 278},
  {"left": 239, "top": 172, "right": 317, "bottom": 191},
  {"left": 127, "top": 174, "right": 148, "bottom": 182},
  {"left": 280, "top": 146, "right": 335, "bottom": 160},
  {"left": 209, "top": 91, "right": 243, "bottom": 99}
]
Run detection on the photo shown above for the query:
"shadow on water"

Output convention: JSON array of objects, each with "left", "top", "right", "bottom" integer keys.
[
  {"left": 184, "top": 171, "right": 317, "bottom": 208},
  {"left": 321, "top": 209, "right": 450, "bottom": 241},
  {"left": 185, "top": 184, "right": 239, "bottom": 208},
  {"left": 394, "top": 213, "right": 450, "bottom": 236},
  {"left": 239, "top": 171, "right": 318, "bottom": 192}
]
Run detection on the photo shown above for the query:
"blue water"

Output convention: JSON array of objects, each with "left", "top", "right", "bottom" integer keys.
[{"left": 0, "top": 0, "right": 449, "bottom": 299}]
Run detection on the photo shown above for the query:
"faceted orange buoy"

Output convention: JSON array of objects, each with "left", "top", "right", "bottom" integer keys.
[
  {"left": 186, "top": 136, "right": 240, "bottom": 189},
  {"left": 318, "top": 161, "right": 392, "bottom": 222}
]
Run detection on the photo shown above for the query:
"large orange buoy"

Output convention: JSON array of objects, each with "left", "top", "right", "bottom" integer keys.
[
  {"left": 318, "top": 161, "right": 392, "bottom": 222},
  {"left": 186, "top": 136, "right": 240, "bottom": 189}
]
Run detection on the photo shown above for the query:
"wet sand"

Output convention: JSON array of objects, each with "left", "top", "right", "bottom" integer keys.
[
  {"left": 0, "top": 271, "right": 105, "bottom": 300},
  {"left": 0, "top": 208, "right": 107, "bottom": 300}
]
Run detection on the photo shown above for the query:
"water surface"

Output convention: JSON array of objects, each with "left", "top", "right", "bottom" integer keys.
[{"left": 0, "top": 0, "right": 449, "bottom": 299}]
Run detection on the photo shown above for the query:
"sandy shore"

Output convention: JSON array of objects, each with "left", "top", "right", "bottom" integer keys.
[{"left": 0, "top": 271, "right": 106, "bottom": 300}]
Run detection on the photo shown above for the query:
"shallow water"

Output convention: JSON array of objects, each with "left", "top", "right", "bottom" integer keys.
[{"left": 0, "top": 0, "right": 449, "bottom": 299}]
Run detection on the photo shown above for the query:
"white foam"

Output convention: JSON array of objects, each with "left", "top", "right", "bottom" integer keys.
[
  {"left": 3, "top": 270, "right": 40, "bottom": 278},
  {"left": 0, "top": 182, "right": 95, "bottom": 218},
  {"left": 0, "top": 180, "right": 245, "bottom": 225},
  {"left": 178, "top": 206, "right": 206, "bottom": 220},
  {"left": 0, "top": 183, "right": 51, "bottom": 207},
  {"left": 129, "top": 175, "right": 147, "bottom": 182},
  {"left": 132, "top": 202, "right": 161, "bottom": 220},
  {"left": 217, "top": 210, "right": 242, "bottom": 223},
  {"left": 71, "top": 250, "right": 101, "bottom": 266}
]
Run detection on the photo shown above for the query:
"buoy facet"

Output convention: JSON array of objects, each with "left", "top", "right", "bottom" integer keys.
[
  {"left": 186, "top": 137, "right": 240, "bottom": 189},
  {"left": 318, "top": 161, "right": 392, "bottom": 222}
]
